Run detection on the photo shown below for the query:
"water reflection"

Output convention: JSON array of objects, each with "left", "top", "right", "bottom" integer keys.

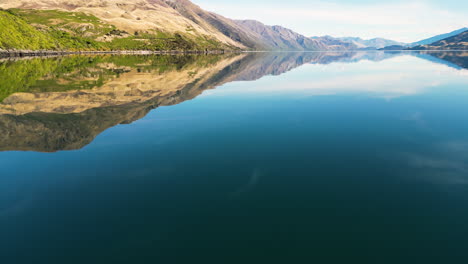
[
  {"left": 412, "top": 51, "right": 468, "bottom": 69},
  {"left": 1, "top": 51, "right": 468, "bottom": 263},
  {"left": 0, "top": 51, "right": 466, "bottom": 152}
]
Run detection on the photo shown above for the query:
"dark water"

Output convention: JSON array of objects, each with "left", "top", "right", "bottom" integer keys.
[{"left": 1, "top": 51, "right": 468, "bottom": 263}]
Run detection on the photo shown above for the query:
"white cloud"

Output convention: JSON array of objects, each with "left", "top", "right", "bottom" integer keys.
[{"left": 193, "top": 1, "right": 468, "bottom": 42}]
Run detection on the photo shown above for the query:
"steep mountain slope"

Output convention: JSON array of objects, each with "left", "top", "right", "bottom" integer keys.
[
  {"left": 0, "top": 0, "right": 358, "bottom": 51},
  {"left": 236, "top": 20, "right": 357, "bottom": 51},
  {"left": 0, "top": 9, "right": 57, "bottom": 50},
  {"left": 0, "top": 8, "right": 237, "bottom": 51},
  {"left": 410, "top": 30, "right": 468, "bottom": 50},
  {"left": 162, "top": 0, "right": 266, "bottom": 50},
  {"left": 0, "top": 9, "right": 125, "bottom": 50},
  {"left": 411, "top": 28, "right": 468, "bottom": 47},
  {"left": 0, "top": 0, "right": 248, "bottom": 50}
]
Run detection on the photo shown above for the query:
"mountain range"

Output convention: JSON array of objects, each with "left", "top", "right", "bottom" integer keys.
[
  {"left": 0, "top": 0, "right": 356, "bottom": 51},
  {"left": 0, "top": 0, "right": 467, "bottom": 52},
  {"left": 316, "top": 28, "right": 468, "bottom": 50},
  {"left": 312, "top": 36, "right": 406, "bottom": 49}
]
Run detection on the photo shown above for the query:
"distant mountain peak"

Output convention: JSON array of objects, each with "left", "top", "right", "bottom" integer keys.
[{"left": 310, "top": 35, "right": 406, "bottom": 49}]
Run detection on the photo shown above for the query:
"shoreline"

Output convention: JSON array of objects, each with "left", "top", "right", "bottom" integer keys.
[
  {"left": 0, "top": 49, "right": 237, "bottom": 58},
  {"left": 0, "top": 49, "right": 465, "bottom": 58}
]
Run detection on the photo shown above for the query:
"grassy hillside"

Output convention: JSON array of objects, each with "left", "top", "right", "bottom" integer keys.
[
  {"left": 0, "top": 9, "right": 234, "bottom": 51},
  {"left": 0, "top": 9, "right": 57, "bottom": 50}
]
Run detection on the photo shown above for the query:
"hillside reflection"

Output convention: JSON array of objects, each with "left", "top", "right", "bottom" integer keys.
[{"left": 0, "top": 51, "right": 466, "bottom": 152}]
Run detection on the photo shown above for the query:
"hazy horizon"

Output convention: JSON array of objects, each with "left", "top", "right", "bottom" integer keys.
[{"left": 193, "top": 0, "right": 468, "bottom": 43}]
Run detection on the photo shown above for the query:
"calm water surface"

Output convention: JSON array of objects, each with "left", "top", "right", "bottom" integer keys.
[{"left": 1, "top": 51, "right": 468, "bottom": 263}]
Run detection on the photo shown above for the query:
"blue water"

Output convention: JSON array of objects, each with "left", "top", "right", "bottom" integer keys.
[{"left": 1, "top": 52, "right": 468, "bottom": 263}]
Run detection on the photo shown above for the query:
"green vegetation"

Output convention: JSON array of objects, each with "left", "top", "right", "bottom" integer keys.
[
  {"left": 107, "top": 33, "right": 227, "bottom": 51},
  {"left": 0, "top": 56, "right": 112, "bottom": 101},
  {"left": 11, "top": 9, "right": 115, "bottom": 37},
  {"left": 0, "top": 9, "right": 106, "bottom": 50},
  {"left": 0, "top": 10, "right": 56, "bottom": 50},
  {"left": 0, "top": 54, "right": 231, "bottom": 102},
  {"left": 0, "top": 9, "right": 233, "bottom": 51}
]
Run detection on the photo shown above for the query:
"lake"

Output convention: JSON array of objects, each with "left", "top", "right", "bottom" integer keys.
[{"left": 1, "top": 51, "right": 468, "bottom": 263}]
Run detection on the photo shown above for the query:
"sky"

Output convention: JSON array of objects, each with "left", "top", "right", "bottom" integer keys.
[{"left": 192, "top": 0, "right": 468, "bottom": 43}]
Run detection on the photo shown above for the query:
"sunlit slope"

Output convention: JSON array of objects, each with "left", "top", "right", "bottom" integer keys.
[
  {"left": 0, "top": 10, "right": 57, "bottom": 50},
  {"left": 0, "top": 0, "right": 247, "bottom": 50},
  {"left": 0, "top": 8, "right": 235, "bottom": 51},
  {"left": 1, "top": 0, "right": 360, "bottom": 51}
]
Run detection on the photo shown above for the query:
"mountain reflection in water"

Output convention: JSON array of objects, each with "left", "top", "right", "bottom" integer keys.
[{"left": 0, "top": 51, "right": 466, "bottom": 152}]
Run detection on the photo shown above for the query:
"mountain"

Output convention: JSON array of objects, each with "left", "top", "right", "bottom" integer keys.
[
  {"left": 409, "top": 30, "right": 468, "bottom": 50},
  {"left": 235, "top": 20, "right": 357, "bottom": 51},
  {"left": 411, "top": 28, "right": 468, "bottom": 47},
  {"left": 312, "top": 36, "right": 406, "bottom": 49},
  {"left": 337, "top": 37, "right": 406, "bottom": 49},
  {"left": 0, "top": 0, "right": 356, "bottom": 51},
  {"left": 158, "top": 0, "right": 266, "bottom": 50},
  {"left": 0, "top": 0, "right": 250, "bottom": 51},
  {"left": 379, "top": 45, "right": 407, "bottom": 51}
]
